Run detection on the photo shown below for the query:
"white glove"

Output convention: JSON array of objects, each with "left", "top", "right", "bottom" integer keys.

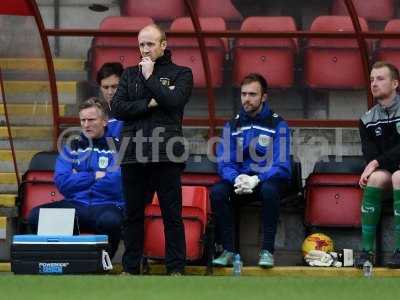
[
  {"left": 234, "top": 174, "right": 250, "bottom": 187},
  {"left": 304, "top": 250, "right": 333, "bottom": 267},
  {"left": 234, "top": 174, "right": 253, "bottom": 194},
  {"left": 234, "top": 187, "right": 253, "bottom": 195},
  {"left": 332, "top": 261, "right": 342, "bottom": 268},
  {"left": 240, "top": 175, "right": 260, "bottom": 191}
]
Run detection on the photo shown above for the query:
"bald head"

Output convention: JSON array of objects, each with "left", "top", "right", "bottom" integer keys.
[
  {"left": 138, "top": 24, "right": 167, "bottom": 61},
  {"left": 139, "top": 24, "right": 166, "bottom": 43}
]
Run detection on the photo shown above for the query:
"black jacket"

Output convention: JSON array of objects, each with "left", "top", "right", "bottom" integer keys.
[
  {"left": 111, "top": 49, "right": 193, "bottom": 164},
  {"left": 359, "top": 95, "right": 400, "bottom": 171}
]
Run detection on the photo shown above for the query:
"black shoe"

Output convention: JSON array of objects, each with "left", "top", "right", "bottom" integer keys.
[
  {"left": 355, "top": 250, "right": 374, "bottom": 269},
  {"left": 387, "top": 249, "right": 400, "bottom": 268}
]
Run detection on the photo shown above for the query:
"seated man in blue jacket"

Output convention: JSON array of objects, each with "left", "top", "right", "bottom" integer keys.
[
  {"left": 28, "top": 97, "right": 124, "bottom": 258},
  {"left": 211, "top": 73, "right": 291, "bottom": 268}
]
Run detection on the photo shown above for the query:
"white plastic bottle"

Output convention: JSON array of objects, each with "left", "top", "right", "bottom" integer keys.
[
  {"left": 232, "top": 254, "right": 243, "bottom": 276},
  {"left": 362, "top": 260, "right": 373, "bottom": 278}
]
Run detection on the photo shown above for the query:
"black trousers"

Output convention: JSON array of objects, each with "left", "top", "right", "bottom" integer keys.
[
  {"left": 210, "top": 179, "right": 288, "bottom": 253},
  {"left": 121, "top": 162, "right": 186, "bottom": 274}
]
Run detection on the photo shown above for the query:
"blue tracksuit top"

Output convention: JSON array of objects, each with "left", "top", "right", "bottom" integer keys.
[
  {"left": 106, "top": 118, "right": 123, "bottom": 139},
  {"left": 216, "top": 102, "right": 291, "bottom": 184},
  {"left": 54, "top": 134, "right": 124, "bottom": 207}
]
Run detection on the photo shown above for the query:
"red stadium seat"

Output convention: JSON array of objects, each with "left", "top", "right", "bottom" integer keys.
[
  {"left": 194, "top": 0, "right": 242, "bottom": 22},
  {"left": 331, "top": 0, "right": 394, "bottom": 22},
  {"left": 18, "top": 152, "right": 63, "bottom": 223},
  {"left": 168, "top": 17, "right": 227, "bottom": 88},
  {"left": 305, "top": 16, "right": 369, "bottom": 89},
  {"left": 305, "top": 173, "right": 362, "bottom": 227},
  {"left": 90, "top": 16, "right": 154, "bottom": 80},
  {"left": 20, "top": 171, "right": 63, "bottom": 222},
  {"left": 144, "top": 186, "right": 210, "bottom": 261},
  {"left": 377, "top": 20, "right": 400, "bottom": 70},
  {"left": 304, "top": 156, "right": 365, "bottom": 228},
  {"left": 233, "top": 17, "right": 297, "bottom": 88},
  {"left": 121, "top": 0, "right": 186, "bottom": 21}
]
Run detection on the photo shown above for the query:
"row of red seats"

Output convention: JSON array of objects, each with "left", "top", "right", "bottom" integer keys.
[
  {"left": 120, "top": 0, "right": 395, "bottom": 23},
  {"left": 20, "top": 151, "right": 368, "bottom": 261},
  {"left": 90, "top": 15, "right": 400, "bottom": 90},
  {"left": 18, "top": 152, "right": 218, "bottom": 262},
  {"left": 121, "top": 0, "right": 242, "bottom": 22},
  {"left": 19, "top": 151, "right": 374, "bottom": 264},
  {"left": 19, "top": 151, "right": 369, "bottom": 261},
  {"left": 19, "top": 151, "right": 364, "bottom": 228},
  {"left": 18, "top": 152, "right": 305, "bottom": 263}
]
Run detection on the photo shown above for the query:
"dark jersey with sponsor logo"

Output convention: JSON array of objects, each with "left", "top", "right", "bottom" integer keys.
[{"left": 359, "top": 95, "right": 400, "bottom": 172}]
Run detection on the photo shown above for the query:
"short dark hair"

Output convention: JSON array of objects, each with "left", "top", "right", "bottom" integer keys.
[
  {"left": 372, "top": 61, "right": 400, "bottom": 81},
  {"left": 78, "top": 97, "right": 109, "bottom": 119},
  {"left": 240, "top": 73, "right": 268, "bottom": 94},
  {"left": 96, "top": 62, "right": 124, "bottom": 85}
]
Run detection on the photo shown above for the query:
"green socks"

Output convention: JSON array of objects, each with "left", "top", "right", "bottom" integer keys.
[
  {"left": 361, "top": 188, "right": 400, "bottom": 251},
  {"left": 361, "top": 186, "right": 383, "bottom": 252},
  {"left": 393, "top": 190, "right": 400, "bottom": 251}
]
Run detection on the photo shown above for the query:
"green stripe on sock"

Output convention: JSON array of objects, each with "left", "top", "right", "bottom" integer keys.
[
  {"left": 361, "top": 186, "right": 383, "bottom": 252},
  {"left": 393, "top": 189, "right": 400, "bottom": 250}
]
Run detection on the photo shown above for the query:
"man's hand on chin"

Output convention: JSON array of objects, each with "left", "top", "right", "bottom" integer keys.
[{"left": 139, "top": 57, "right": 155, "bottom": 80}]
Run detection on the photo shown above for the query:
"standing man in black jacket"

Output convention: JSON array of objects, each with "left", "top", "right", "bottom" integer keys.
[{"left": 111, "top": 24, "right": 193, "bottom": 275}]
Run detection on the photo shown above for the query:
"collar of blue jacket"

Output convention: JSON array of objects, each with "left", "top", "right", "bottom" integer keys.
[
  {"left": 239, "top": 102, "right": 271, "bottom": 124},
  {"left": 74, "top": 132, "right": 113, "bottom": 151}
]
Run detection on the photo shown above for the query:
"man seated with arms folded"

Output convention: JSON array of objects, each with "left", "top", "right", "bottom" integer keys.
[
  {"left": 28, "top": 97, "right": 124, "bottom": 259},
  {"left": 211, "top": 73, "right": 291, "bottom": 268},
  {"left": 97, "top": 62, "right": 124, "bottom": 138}
]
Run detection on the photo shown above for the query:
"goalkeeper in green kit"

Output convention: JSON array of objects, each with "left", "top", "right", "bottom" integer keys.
[{"left": 357, "top": 61, "right": 400, "bottom": 268}]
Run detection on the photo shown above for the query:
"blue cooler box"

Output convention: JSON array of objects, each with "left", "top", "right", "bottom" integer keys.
[{"left": 11, "top": 235, "right": 112, "bottom": 274}]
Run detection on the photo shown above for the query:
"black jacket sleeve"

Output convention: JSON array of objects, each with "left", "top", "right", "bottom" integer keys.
[
  {"left": 359, "top": 119, "right": 380, "bottom": 163},
  {"left": 144, "top": 67, "right": 193, "bottom": 112},
  {"left": 111, "top": 69, "right": 150, "bottom": 121}
]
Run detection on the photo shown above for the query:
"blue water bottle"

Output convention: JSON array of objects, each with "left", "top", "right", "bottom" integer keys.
[{"left": 232, "top": 254, "right": 242, "bottom": 276}]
